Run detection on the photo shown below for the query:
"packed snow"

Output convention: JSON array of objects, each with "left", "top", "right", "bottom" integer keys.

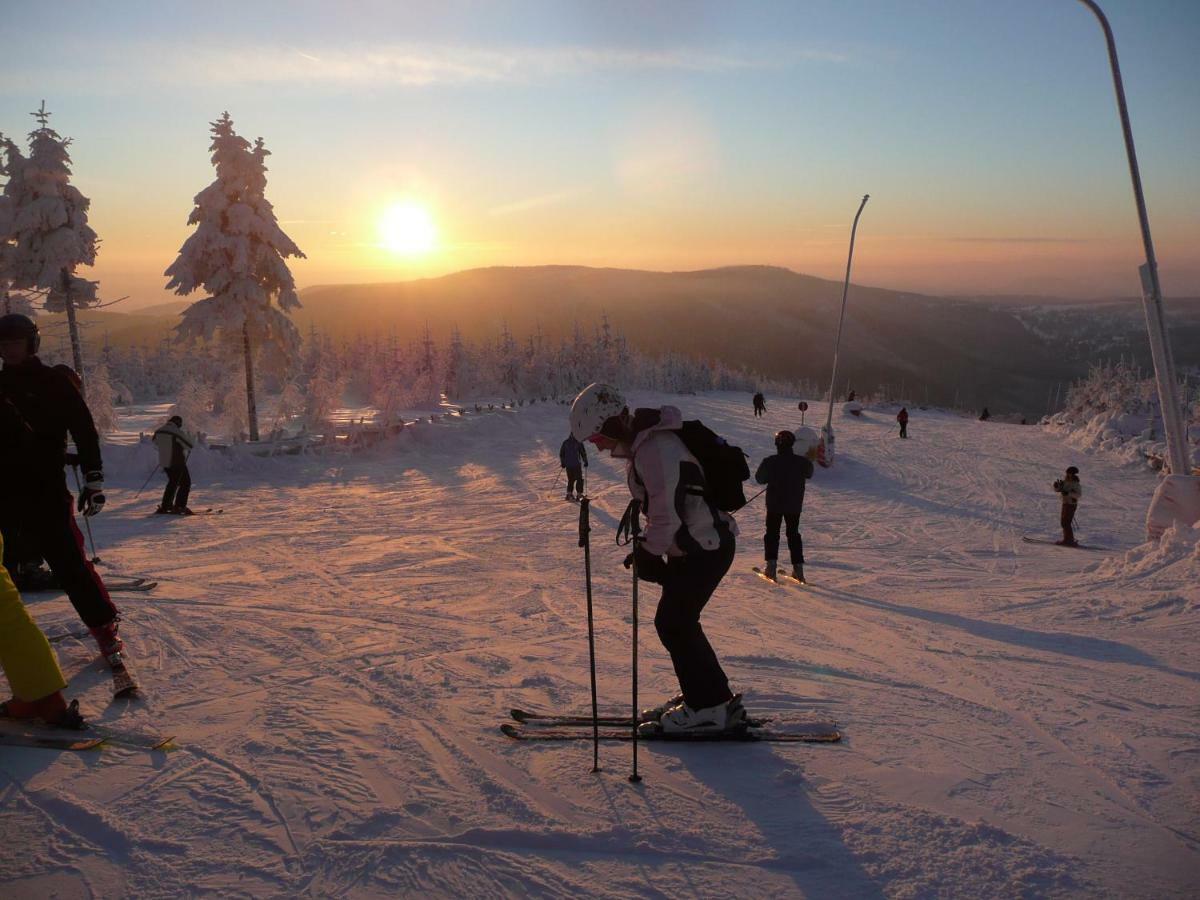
[{"left": 1, "top": 392, "right": 1197, "bottom": 897}]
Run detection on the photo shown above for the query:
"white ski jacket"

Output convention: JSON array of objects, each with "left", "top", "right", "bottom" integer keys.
[
  {"left": 153, "top": 421, "right": 195, "bottom": 468},
  {"left": 626, "top": 406, "right": 737, "bottom": 557}
]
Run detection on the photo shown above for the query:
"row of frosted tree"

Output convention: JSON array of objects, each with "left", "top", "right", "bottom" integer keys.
[{"left": 3, "top": 105, "right": 813, "bottom": 441}]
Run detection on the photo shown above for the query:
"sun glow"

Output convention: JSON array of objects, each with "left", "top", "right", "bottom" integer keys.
[{"left": 378, "top": 202, "right": 437, "bottom": 256}]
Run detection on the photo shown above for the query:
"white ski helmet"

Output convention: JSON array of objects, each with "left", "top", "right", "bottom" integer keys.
[{"left": 570, "top": 383, "right": 626, "bottom": 441}]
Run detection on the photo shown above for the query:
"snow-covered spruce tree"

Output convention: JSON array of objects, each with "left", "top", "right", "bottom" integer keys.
[
  {"left": 165, "top": 113, "right": 305, "bottom": 442},
  {"left": 0, "top": 104, "right": 100, "bottom": 379}
]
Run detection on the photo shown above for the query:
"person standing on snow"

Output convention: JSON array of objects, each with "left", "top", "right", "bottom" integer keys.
[
  {"left": 153, "top": 415, "right": 195, "bottom": 515},
  {"left": 570, "top": 383, "right": 744, "bottom": 733},
  {"left": 1053, "top": 466, "right": 1082, "bottom": 546},
  {"left": 752, "top": 392, "right": 766, "bottom": 417},
  {"left": 558, "top": 433, "right": 589, "bottom": 501},
  {"left": 0, "top": 314, "right": 125, "bottom": 672},
  {"left": 754, "top": 430, "right": 814, "bottom": 583},
  {"left": 897, "top": 407, "right": 909, "bottom": 438}
]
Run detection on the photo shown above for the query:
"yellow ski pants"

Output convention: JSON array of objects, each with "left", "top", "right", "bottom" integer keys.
[{"left": 0, "top": 534, "right": 67, "bottom": 701}]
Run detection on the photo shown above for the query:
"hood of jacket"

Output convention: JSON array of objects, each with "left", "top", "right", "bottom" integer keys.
[{"left": 630, "top": 406, "right": 681, "bottom": 454}]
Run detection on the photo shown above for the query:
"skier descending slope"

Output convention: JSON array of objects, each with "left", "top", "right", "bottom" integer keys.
[
  {"left": 571, "top": 383, "right": 745, "bottom": 734},
  {"left": 755, "top": 430, "right": 813, "bottom": 583},
  {"left": 558, "top": 431, "right": 588, "bottom": 501},
  {"left": 153, "top": 415, "right": 196, "bottom": 514},
  {"left": 0, "top": 315, "right": 127, "bottom": 674}
]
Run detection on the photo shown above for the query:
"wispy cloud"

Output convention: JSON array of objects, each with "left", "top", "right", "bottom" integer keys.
[
  {"left": 488, "top": 188, "right": 591, "bottom": 217},
  {"left": 948, "top": 237, "right": 1094, "bottom": 244},
  {"left": 0, "top": 41, "right": 852, "bottom": 94}
]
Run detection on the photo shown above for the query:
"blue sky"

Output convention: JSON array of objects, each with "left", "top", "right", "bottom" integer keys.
[{"left": 1, "top": 0, "right": 1197, "bottom": 306}]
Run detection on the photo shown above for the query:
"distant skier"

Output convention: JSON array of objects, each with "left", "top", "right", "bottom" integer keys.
[
  {"left": 897, "top": 407, "right": 909, "bottom": 438},
  {"left": 558, "top": 432, "right": 588, "bottom": 501},
  {"left": 570, "top": 383, "right": 744, "bottom": 733},
  {"left": 0, "top": 536, "right": 84, "bottom": 728},
  {"left": 153, "top": 415, "right": 195, "bottom": 514},
  {"left": 755, "top": 430, "right": 814, "bottom": 583},
  {"left": 0, "top": 314, "right": 125, "bottom": 672},
  {"left": 846, "top": 390, "right": 856, "bottom": 402},
  {"left": 752, "top": 392, "right": 766, "bottom": 417},
  {"left": 979, "top": 407, "right": 991, "bottom": 421},
  {"left": 1053, "top": 466, "right": 1082, "bottom": 547}
]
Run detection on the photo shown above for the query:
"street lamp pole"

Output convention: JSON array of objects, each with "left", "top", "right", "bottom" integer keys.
[
  {"left": 1076, "top": 0, "right": 1197, "bottom": 535},
  {"left": 819, "top": 193, "right": 869, "bottom": 468}
]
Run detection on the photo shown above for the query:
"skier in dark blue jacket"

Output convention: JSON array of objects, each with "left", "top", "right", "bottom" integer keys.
[
  {"left": 559, "top": 434, "right": 589, "bottom": 500},
  {"left": 754, "top": 430, "right": 814, "bottom": 583}
]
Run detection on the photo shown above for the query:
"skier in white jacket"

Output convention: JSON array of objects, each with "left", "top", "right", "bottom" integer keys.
[
  {"left": 571, "top": 383, "right": 743, "bottom": 733},
  {"left": 153, "top": 416, "right": 195, "bottom": 515}
]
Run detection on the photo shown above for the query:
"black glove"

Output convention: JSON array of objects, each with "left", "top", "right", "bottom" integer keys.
[
  {"left": 77, "top": 471, "right": 105, "bottom": 517},
  {"left": 623, "top": 545, "right": 668, "bottom": 584},
  {"left": 1053, "top": 480, "right": 1064, "bottom": 493}
]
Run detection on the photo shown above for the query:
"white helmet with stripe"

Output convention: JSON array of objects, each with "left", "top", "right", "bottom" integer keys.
[{"left": 570, "top": 383, "right": 626, "bottom": 442}]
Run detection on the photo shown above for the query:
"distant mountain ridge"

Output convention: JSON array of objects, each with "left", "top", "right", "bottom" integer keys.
[{"left": 43, "top": 265, "right": 1200, "bottom": 417}]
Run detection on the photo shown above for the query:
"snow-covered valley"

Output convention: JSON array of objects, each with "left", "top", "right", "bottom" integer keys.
[{"left": 2, "top": 393, "right": 1197, "bottom": 898}]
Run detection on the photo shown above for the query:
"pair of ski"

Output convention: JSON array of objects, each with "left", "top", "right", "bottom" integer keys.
[
  {"left": 752, "top": 567, "right": 807, "bottom": 587},
  {"left": 152, "top": 508, "right": 222, "bottom": 517},
  {"left": 502, "top": 708, "right": 841, "bottom": 743},
  {"left": 1021, "top": 535, "right": 1108, "bottom": 552},
  {"left": 0, "top": 719, "right": 175, "bottom": 752}
]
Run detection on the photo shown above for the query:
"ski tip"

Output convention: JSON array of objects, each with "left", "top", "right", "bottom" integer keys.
[
  {"left": 509, "top": 708, "right": 532, "bottom": 723},
  {"left": 500, "top": 723, "right": 522, "bottom": 738}
]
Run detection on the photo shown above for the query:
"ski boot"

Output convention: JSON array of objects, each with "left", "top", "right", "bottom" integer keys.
[
  {"left": 12, "top": 565, "right": 59, "bottom": 592},
  {"left": 154, "top": 505, "right": 174, "bottom": 514},
  {"left": 791, "top": 564, "right": 806, "bottom": 584},
  {"left": 763, "top": 560, "right": 778, "bottom": 582},
  {"left": 565, "top": 492, "right": 574, "bottom": 501},
  {"left": 0, "top": 693, "right": 86, "bottom": 729},
  {"left": 639, "top": 692, "right": 684, "bottom": 724},
  {"left": 173, "top": 506, "right": 195, "bottom": 516},
  {"left": 89, "top": 619, "right": 125, "bottom": 669},
  {"left": 644, "top": 695, "right": 747, "bottom": 735}
]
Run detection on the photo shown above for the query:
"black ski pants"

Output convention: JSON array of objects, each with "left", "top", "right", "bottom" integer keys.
[
  {"left": 162, "top": 464, "right": 192, "bottom": 510},
  {"left": 653, "top": 534, "right": 736, "bottom": 711},
  {"left": 1061, "top": 502, "right": 1077, "bottom": 544},
  {"left": 0, "top": 483, "right": 117, "bottom": 628},
  {"left": 764, "top": 510, "right": 804, "bottom": 565},
  {"left": 565, "top": 466, "right": 584, "bottom": 497},
  {"left": 899, "top": 421, "right": 908, "bottom": 438}
]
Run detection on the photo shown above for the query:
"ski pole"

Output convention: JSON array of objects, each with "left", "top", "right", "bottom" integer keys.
[
  {"left": 744, "top": 486, "right": 767, "bottom": 506},
  {"left": 579, "top": 496, "right": 601, "bottom": 772},
  {"left": 628, "top": 499, "right": 642, "bottom": 783},
  {"left": 70, "top": 465, "right": 101, "bottom": 564},
  {"left": 134, "top": 462, "right": 160, "bottom": 499},
  {"left": 550, "top": 469, "right": 562, "bottom": 497}
]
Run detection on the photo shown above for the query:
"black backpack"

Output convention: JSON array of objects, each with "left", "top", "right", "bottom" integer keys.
[{"left": 676, "top": 420, "right": 750, "bottom": 512}]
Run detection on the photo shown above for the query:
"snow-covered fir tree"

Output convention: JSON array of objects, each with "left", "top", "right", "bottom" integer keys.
[
  {"left": 0, "top": 103, "right": 100, "bottom": 379},
  {"left": 165, "top": 112, "right": 305, "bottom": 441}
]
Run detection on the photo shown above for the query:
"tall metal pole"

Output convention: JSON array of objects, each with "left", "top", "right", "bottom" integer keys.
[
  {"left": 578, "top": 497, "right": 601, "bottom": 772},
  {"left": 820, "top": 194, "right": 870, "bottom": 467},
  {"left": 1075, "top": 1, "right": 1187, "bottom": 475}
]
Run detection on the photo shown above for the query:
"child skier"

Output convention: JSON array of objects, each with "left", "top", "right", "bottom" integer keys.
[
  {"left": 1054, "top": 466, "right": 1082, "bottom": 546},
  {"left": 754, "top": 430, "right": 814, "bottom": 582},
  {"left": 0, "top": 314, "right": 125, "bottom": 672},
  {"left": 558, "top": 432, "right": 588, "bottom": 501},
  {"left": 570, "top": 383, "right": 743, "bottom": 733},
  {"left": 154, "top": 415, "right": 196, "bottom": 514}
]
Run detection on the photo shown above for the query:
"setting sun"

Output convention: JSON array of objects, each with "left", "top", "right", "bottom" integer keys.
[{"left": 378, "top": 202, "right": 437, "bottom": 256}]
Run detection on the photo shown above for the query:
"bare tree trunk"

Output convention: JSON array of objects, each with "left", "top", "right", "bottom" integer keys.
[
  {"left": 2, "top": 290, "right": 10, "bottom": 315},
  {"left": 243, "top": 323, "right": 259, "bottom": 441},
  {"left": 61, "top": 271, "right": 86, "bottom": 396}
]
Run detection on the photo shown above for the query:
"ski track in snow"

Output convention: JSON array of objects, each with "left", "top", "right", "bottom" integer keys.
[{"left": 2, "top": 394, "right": 1197, "bottom": 898}]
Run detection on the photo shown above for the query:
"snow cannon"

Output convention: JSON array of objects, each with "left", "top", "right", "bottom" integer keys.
[
  {"left": 843, "top": 400, "right": 864, "bottom": 418},
  {"left": 817, "top": 425, "right": 835, "bottom": 468},
  {"left": 793, "top": 426, "right": 821, "bottom": 462}
]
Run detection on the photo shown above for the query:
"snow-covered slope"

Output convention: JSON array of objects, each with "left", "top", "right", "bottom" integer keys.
[{"left": 2, "top": 394, "right": 1196, "bottom": 898}]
